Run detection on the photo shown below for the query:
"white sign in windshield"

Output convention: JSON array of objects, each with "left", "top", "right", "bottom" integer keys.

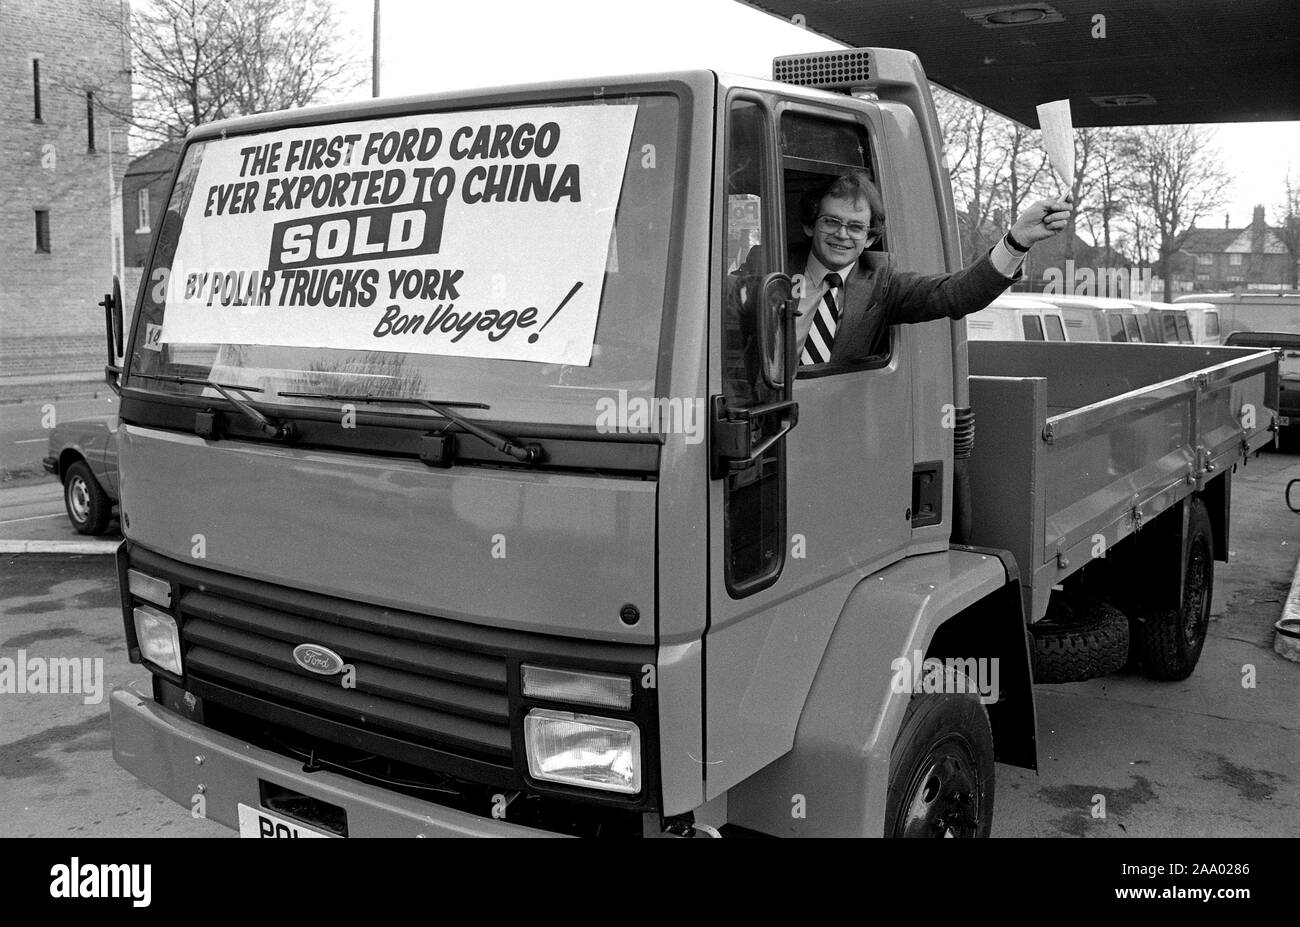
[{"left": 162, "top": 104, "right": 637, "bottom": 366}]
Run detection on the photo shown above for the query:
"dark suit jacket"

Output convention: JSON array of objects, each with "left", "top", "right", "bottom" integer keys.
[{"left": 789, "top": 246, "right": 1019, "bottom": 364}]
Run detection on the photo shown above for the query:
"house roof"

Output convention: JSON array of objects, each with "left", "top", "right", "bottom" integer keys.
[
  {"left": 1179, "top": 225, "right": 1288, "bottom": 254},
  {"left": 125, "top": 145, "right": 181, "bottom": 180}
]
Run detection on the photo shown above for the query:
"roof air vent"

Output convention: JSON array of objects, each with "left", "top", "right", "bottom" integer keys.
[{"left": 773, "top": 48, "right": 873, "bottom": 92}]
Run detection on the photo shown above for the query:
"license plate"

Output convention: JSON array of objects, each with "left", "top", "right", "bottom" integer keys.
[{"left": 238, "top": 803, "right": 334, "bottom": 838}]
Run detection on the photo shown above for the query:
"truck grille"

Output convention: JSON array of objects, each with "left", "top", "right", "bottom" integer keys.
[{"left": 179, "top": 589, "right": 512, "bottom": 763}]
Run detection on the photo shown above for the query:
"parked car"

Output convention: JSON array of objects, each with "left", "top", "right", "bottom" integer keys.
[
  {"left": 42, "top": 415, "right": 119, "bottom": 534},
  {"left": 1224, "top": 331, "right": 1300, "bottom": 427}
]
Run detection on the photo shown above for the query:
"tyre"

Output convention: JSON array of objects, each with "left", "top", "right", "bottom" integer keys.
[
  {"left": 1133, "top": 498, "right": 1214, "bottom": 681},
  {"left": 1030, "top": 594, "right": 1130, "bottom": 683},
  {"left": 63, "top": 460, "right": 112, "bottom": 535},
  {"left": 884, "top": 669, "right": 994, "bottom": 837}
]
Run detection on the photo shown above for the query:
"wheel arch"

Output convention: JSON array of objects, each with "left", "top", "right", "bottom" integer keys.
[
  {"left": 726, "top": 546, "right": 1036, "bottom": 837},
  {"left": 57, "top": 448, "right": 88, "bottom": 482}
]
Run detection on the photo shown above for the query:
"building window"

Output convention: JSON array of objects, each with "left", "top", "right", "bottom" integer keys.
[
  {"left": 1197, "top": 253, "right": 1212, "bottom": 265},
  {"left": 87, "top": 92, "right": 95, "bottom": 151},
  {"left": 1227, "top": 275, "right": 1244, "bottom": 282},
  {"left": 32, "top": 59, "right": 42, "bottom": 121},
  {"left": 1229, "top": 253, "right": 1243, "bottom": 266},
  {"left": 34, "top": 210, "right": 51, "bottom": 253},
  {"left": 136, "top": 188, "right": 151, "bottom": 233}
]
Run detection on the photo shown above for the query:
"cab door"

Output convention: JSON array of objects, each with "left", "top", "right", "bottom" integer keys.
[{"left": 704, "top": 92, "right": 913, "bottom": 797}]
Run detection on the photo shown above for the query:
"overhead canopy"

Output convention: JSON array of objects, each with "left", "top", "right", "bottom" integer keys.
[{"left": 737, "top": 0, "right": 1300, "bottom": 127}]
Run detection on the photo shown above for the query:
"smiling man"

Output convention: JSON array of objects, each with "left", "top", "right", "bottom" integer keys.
[{"left": 791, "top": 171, "right": 1071, "bottom": 365}]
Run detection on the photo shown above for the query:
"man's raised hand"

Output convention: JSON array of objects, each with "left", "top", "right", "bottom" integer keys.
[{"left": 1010, "top": 197, "right": 1073, "bottom": 246}]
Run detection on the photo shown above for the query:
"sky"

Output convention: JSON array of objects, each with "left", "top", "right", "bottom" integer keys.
[{"left": 330, "top": 0, "right": 1299, "bottom": 230}]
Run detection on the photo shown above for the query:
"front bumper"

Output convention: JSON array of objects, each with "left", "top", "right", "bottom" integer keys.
[{"left": 110, "top": 681, "right": 564, "bottom": 837}]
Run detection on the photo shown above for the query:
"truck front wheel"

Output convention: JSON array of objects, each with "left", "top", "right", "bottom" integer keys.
[
  {"left": 884, "top": 674, "right": 994, "bottom": 838},
  {"left": 1134, "top": 498, "right": 1214, "bottom": 681}
]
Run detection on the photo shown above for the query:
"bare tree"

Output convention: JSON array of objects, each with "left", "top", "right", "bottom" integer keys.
[
  {"left": 1276, "top": 169, "right": 1300, "bottom": 289},
  {"left": 999, "top": 122, "right": 1051, "bottom": 228},
  {"left": 92, "top": 0, "right": 361, "bottom": 144},
  {"left": 935, "top": 87, "right": 1009, "bottom": 263},
  {"left": 1081, "top": 129, "right": 1132, "bottom": 263},
  {"left": 1124, "top": 125, "right": 1232, "bottom": 301},
  {"left": 213, "top": 0, "right": 360, "bottom": 120}
]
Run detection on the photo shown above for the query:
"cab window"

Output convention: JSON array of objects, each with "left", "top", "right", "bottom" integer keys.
[
  {"left": 1123, "top": 315, "right": 1141, "bottom": 342},
  {"left": 779, "top": 111, "right": 886, "bottom": 374},
  {"left": 1044, "top": 314, "right": 1066, "bottom": 341},
  {"left": 1021, "top": 314, "right": 1045, "bottom": 340},
  {"left": 1107, "top": 313, "right": 1128, "bottom": 342}
]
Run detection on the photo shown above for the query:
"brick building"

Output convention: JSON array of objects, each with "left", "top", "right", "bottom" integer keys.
[
  {"left": 0, "top": 0, "right": 132, "bottom": 383},
  {"left": 1175, "top": 206, "right": 1296, "bottom": 294}
]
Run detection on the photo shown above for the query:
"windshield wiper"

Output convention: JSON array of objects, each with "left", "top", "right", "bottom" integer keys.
[
  {"left": 278, "top": 391, "right": 542, "bottom": 463},
  {"left": 133, "top": 373, "right": 294, "bottom": 439}
]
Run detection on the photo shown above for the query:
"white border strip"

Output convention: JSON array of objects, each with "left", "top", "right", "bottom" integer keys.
[{"left": 0, "top": 540, "right": 119, "bottom": 554}]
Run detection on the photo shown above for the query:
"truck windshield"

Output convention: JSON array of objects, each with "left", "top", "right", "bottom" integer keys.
[{"left": 125, "top": 95, "right": 680, "bottom": 428}]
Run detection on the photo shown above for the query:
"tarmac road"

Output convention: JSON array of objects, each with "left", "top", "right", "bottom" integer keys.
[{"left": 0, "top": 448, "right": 1296, "bottom": 838}]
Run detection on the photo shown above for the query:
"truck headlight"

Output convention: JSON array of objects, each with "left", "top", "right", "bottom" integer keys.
[
  {"left": 134, "top": 606, "right": 182, "bottom": 675},
  {"left": 524, "top": 709, "right": 641, "bottom": 794}
]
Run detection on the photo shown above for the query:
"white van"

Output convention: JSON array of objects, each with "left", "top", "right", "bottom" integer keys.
[
  {"left": 1037, "top": 294, "right": 1147, "bottom": 343},
  {"left": 1129, "top": 300, "right": 1198, "bottom": 344},
  {"left": 1175, "top": 292, "right": 1300, "bottom": 339},
  {"left": 965, "top": 294, "right": 1069, "bottom": 341},
  {"left": 1137, "top": 299, "right": 1219, "bottom": 344}
]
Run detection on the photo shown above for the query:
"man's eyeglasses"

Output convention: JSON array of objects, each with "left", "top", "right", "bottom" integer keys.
[{"left": 814, "top": 215, "right": 880, "bottom": 241}]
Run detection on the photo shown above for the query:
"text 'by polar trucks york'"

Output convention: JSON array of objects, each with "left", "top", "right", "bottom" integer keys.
[{"left": 205, "top": 123, "right": 583, "bottom": 217}]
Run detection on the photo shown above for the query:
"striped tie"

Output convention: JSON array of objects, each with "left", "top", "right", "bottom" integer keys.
[{"left": 801, "top": 272, "right": 842, "bottom": 365}]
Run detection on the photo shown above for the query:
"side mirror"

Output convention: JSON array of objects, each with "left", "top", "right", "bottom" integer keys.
[
  {"left": 756, "top": 272, "right": 795, "bottom": 392},
  {"left": 709, "top": 272, "right": 800, "bottom": 480},
  {"left": 100, "top": 275, "right": 124, "bottom": 393}
]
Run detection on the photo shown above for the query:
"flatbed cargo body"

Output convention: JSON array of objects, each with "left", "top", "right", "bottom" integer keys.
[{"left": 967, "top": 341, "right": 1278, "bottom": 621}]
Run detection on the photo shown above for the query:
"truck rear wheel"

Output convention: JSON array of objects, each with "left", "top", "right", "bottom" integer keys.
[
  {"left": 1030, "top": 594, "right": 1129, "bottom": 683},
  {"left": 885, "top": 671, "right": 994, "bottom": 838},
  {"left": 1133, "top": 498, "right": 1214, "bottom": 681}
]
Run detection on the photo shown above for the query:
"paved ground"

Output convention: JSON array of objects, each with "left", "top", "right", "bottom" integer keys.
[
  {"left": 0, "top": 446, "right": 1296, "bottom": 838},
  {"left": 997, "top": 446, "right": 1300, "bottom": 837}
]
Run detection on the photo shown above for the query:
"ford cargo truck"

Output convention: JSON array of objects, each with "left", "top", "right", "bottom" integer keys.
[{"left": 105, "top": 48, "right": 1278, "bottom": 837}]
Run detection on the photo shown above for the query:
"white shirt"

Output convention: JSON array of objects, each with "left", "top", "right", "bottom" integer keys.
[{"left": 793, "top": 237, "right": 1027, "bottom": 357}]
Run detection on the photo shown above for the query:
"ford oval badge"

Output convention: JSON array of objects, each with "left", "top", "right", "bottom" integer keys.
[{"left": 293, "top": 643, "right": 345, "bottom": 676}]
